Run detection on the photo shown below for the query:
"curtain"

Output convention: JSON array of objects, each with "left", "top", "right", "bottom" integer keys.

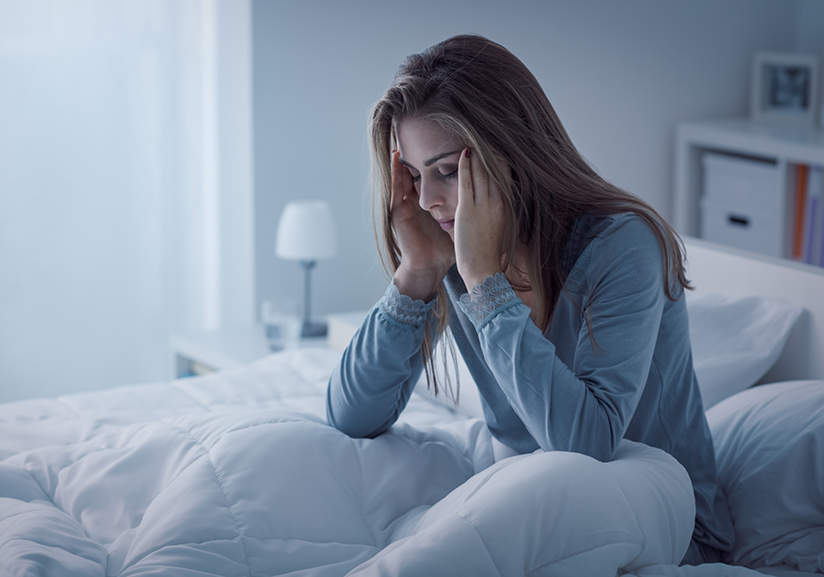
[{"left": 0, "top": 0, "right": 254, "bottom": 400}]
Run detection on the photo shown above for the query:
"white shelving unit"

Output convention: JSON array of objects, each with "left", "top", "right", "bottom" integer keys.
[{"left": 673, "top": 118, "right": 824, "bottom": 259}]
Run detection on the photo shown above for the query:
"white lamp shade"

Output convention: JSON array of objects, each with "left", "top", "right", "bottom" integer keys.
[{"left": 275, "top": 200, "right": 337, "bottom": 261}]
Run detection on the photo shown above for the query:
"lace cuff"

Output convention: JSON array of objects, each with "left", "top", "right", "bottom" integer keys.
[
  {"left": 379, "top": 281, "right": 434, "bottom": 329},
  {"left": 458, "top": 273, "right": 519, "bottom": 330}
]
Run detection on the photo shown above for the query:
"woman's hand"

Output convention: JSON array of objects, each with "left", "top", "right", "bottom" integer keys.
[
  {"left": 390, "top": 150, "right": 456, "bottom": 301},
  {"left": 454, "top": 148, "right": 506, "bottom": 291}
]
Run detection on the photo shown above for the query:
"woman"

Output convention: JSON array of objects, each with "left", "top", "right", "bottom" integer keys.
[{"left": 327, "top": 34, "right": 733, "bottom": 565}]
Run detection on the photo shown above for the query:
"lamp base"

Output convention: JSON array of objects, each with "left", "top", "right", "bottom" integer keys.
[{"left": 301, "top": 320, "right": 327, "bottom": 338}]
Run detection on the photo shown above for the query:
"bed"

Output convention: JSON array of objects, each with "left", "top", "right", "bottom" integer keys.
[{"left": 1, "top": 237, "right": 822, "bottom": 576}]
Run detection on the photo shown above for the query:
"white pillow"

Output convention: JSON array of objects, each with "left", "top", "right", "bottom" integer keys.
[
  {"left": 707, "top": 380, "right": 824, "bottom": 573},
  {"left": 686, "top": 292, "right": 803, "bottom": 409}
]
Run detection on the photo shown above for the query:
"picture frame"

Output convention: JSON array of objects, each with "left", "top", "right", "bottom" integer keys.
[{"left": 750, "top": 52, "right": 819, "bottom": 127}]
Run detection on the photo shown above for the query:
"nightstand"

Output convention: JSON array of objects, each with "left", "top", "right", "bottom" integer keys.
[
  {"left": 327, "top": 311, "right": 368, "bottom": 352},
  {"left": 169, "top": 325, "right": 326, "bottom": 378}
]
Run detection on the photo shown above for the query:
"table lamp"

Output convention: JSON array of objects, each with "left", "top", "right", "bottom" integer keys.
[{"left": 275, "top": 200, "right": 337, "bottom": 337}]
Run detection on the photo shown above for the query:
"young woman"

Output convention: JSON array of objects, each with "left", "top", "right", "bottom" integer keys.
[{"left": 326, "top": 34, "right": 734, "bottom": 565}]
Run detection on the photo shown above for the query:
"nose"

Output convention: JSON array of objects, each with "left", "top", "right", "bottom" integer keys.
[{"left": 417, "top": 178, "right": 444, "bottom": 212}]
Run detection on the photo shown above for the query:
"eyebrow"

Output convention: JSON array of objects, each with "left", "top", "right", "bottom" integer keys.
[{"left": 399, "top": 150, "right": 462, "bottom": 170}]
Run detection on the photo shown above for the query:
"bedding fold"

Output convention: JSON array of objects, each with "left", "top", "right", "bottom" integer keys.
[{"left": 0, "top": 350, "right": 743, "bottom": 576}]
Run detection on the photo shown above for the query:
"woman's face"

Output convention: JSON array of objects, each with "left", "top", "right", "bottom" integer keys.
[{"left": 396, "top": 116, "right": 463, "bottom": 237}]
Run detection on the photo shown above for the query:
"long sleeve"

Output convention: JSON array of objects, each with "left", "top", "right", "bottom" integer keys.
[
  {"left": 458, "top": 216, "right": 667, "bottom": 462},
  {"left": 327, "top": 213, "right": 732, "bottom": 556},
  {"left": 326, "top": 281, "right": 434, "bottom": 439}
]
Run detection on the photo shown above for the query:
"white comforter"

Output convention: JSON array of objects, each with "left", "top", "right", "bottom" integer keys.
[{"left": 0, "top": 349, "right": 769, "bottom": 576}]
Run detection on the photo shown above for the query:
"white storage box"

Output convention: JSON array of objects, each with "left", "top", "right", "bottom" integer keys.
[
  {"left": 702, "top": 152, "right": 780, "bottom": 211},
  {"left": 700, "top": 197, "right": 782, "bottom": 257}
]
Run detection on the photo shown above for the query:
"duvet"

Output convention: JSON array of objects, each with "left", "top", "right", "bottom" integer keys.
[{"left": 0, "top": 348, "right": 809, "bottom": 576}]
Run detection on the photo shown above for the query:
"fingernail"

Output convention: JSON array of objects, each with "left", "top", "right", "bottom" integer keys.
[{"left": 465, "top": 148, "right": 471, "bottom": 158}]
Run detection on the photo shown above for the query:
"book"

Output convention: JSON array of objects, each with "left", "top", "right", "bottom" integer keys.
[
  {"left": 814, "top": 168, "right": 824, "bottom": 268},
  {"left": 802, "top": 166, "right": 823, "bottom": 265},
  {"left": 792, "top": 164, "right": 809, "bottom": 260},
  {"left": 817, "top": 202, "right": 824, "bottom": 266}
]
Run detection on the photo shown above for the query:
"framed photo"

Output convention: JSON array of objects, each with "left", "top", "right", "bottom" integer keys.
[{"left": 751, "top": 52, "right": 819, "bottom": 127}]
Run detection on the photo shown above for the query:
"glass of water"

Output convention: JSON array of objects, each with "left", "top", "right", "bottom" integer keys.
[{"left": 261, "top": 298, "right": 302, "bottom": 352}]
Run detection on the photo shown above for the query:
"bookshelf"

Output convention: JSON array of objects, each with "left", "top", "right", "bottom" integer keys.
[{"left": 673, "top": 118, "right": 824, "bottom": 266}]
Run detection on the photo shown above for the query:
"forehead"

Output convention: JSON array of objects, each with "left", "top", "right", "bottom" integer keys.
[{"left": 396, "top": 117, "right": 461, "bottom": 163}]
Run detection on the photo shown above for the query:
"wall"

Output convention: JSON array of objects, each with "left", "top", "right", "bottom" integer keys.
[
  {"left": 794, "top": 0, "right": 824, "bottom": 126},
  {"left": 795, "top": 0, "right": 824, "bottom": 55},
  {"left": 252, "top": 0, "right": 799, "bottom": 318},
  {"left": 1, "top": 0, "right": 817, "bottom": 401}
]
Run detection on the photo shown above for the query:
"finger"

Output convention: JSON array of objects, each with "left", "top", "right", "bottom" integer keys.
[
  {"left": 471, "top": 149, "right": 490, "bottom": 207},
  {"left": 390, "top": 150, "right": 402, "bottom": 211},
  {"left": 458, "top": 148, "right": 474, "bottom": 207},
  {"left": 402, "top": 160, "right": 412, "bottom": 201},
  {"left": 392, "top": 150, "right": 416, "bottom": 208}
]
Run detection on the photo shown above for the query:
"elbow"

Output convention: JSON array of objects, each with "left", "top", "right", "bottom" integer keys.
[
  {"left": 325, "top": 388, "right": 390, "bottom": 440},
  {"left": 566, "top": 436, "right": 616, "bottom": 463},
  {"left": 325, "top": 392, "right": 360, "bottom": 438},
  {"left": 565, "top": 411, "right": 623, "bottom": 463},
  {"left": 590, "top": 437, "right": 619, "bottom": 463},
  {"left": 586, "top": 417, "right": 623, "bottom": 463},
  {"left": 326, "top": 368, "right": 366, "bottom": 438},
  {"left": 582, "top": 393, "right": 627, "bottom": 462},
  {"left": 327, "top": 413, "right": 389, "bottom": 440}
]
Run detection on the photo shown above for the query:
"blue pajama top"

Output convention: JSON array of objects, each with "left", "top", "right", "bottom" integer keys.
[{"left": 327, "top": 212, "right": 735, "bottom": 558}]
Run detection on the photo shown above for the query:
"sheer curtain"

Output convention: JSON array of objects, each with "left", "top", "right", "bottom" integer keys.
[{"left": 0, "top": 0, "right": 254, "bottom": 401}]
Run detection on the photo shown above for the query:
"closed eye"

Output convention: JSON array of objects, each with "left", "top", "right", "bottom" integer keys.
[{"left": 439, "top": 169, "right": 458, "bottom": 181}]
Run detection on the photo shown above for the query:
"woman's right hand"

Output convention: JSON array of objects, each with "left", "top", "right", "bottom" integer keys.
[{"left": 390, "top": 150, "right": 455, "bottom": 302}]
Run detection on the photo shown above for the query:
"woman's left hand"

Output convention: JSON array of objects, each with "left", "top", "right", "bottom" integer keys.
[{"left": 454, "top": 148, "right": 507, "bottom": 291}]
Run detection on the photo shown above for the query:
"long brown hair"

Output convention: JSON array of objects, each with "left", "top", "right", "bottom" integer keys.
[{"left": 369, "top": 35, "right": 689, "bottom": 393}]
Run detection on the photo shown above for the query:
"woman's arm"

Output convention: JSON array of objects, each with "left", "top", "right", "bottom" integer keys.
[
  {"left": 461, "top": 216, "right": 667, "bottom": 462},
  {"left": 326, "top": 282, "right": 434, "bottom": 438},
  {"left": 328, "top": 148, "right": 456, "bottom": 437}
]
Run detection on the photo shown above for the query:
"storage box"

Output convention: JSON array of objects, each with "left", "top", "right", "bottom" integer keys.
[
  {"left": 700, "top": 197, "right": 782, "bottom": 257},
  {"left": 702, "top": 152, "right": 780, "bottom": 211},
  {"left": 700, "top": 152, "right": 785, "bottom": 257}
]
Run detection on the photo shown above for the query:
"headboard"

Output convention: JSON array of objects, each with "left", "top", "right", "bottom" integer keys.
[{"left": 683, "top": 236, "right": 824, "bottom": 383}]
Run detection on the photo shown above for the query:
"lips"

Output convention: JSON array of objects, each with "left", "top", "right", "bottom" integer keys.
[{"left": 438, "top": 219, "right": 455, "bottom": 231}]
